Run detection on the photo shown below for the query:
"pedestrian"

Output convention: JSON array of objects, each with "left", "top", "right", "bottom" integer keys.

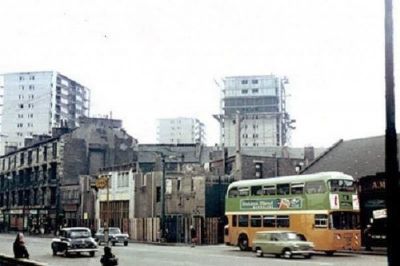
[
  {"left": 364, "top": 224, "right": 372, "bottom": 251},
  {"left": 100, "top": 246, "right": 118, "bottom": 266},
  {"left": 13, "top": 232, "right": 29, "bottom": 259},
  {"left": 190, "top": 225, "right": 197, "bottom": 247}
]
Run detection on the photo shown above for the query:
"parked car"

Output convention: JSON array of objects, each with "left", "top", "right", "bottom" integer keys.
[
  {"left": 95, "top": 227, "right": 129, "bottom": 246},
  {"left": 51, "top": 227, "right": 98, "bottom": 257},
  {"left": 252, "top": 231, "right": 314, "bottom": 259}
]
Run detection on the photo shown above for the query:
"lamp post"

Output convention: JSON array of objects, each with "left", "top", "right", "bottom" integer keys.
[
  {"left": 160, "top": 154, "right": 166, "bottom": 242},
  {"left": 6, "top": 175, "right": 12, "bottom": 232},
  {"left": 95, "top": 175, "right": 110, "bottom": 246},
  {"left": 384, "top": 0, "right": 399, "bottom": 265}
]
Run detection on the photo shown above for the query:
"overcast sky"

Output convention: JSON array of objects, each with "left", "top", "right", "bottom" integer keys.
[{"left": 0, "top": 0, "right": 399, "bottom": 148}]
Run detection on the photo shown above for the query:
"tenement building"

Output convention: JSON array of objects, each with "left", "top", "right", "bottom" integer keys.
[{"left": 0, "top": 117, "right": 137, "bottom": 232}]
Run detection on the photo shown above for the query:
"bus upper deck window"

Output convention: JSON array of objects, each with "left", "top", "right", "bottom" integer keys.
[
  {"left": 238, "top": 187, "right": 250, "bottom": 197},
  {"left": 277, "top": 184, "right": 290, "bottom": 195},
  {"left": 263, "top": 185, "right": 276, "bottom": 195},
  {"left": 291, "top": 183, "right": 304, "bottom": 194},
  {"left": 251, "top": 186, "right": 263, "bottom": 196},
  {"left": 305, "top": 181, "right": 326, "bottom": 194},
  {"left": 228, "top": 187, "right": 239, "bottom": 198}
]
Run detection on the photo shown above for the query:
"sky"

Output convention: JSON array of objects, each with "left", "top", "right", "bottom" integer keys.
[{"left": 0, "top": 0, "right": 399, "bottom": 148}]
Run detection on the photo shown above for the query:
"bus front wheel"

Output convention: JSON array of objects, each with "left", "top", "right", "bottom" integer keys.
[{"left": 238, "top": 234, "right": 249, "bottom": 251}]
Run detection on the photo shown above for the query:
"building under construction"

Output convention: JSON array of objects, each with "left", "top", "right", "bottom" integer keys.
[{"left": 214, "top": 75, "right": 294, "bottom": 147}]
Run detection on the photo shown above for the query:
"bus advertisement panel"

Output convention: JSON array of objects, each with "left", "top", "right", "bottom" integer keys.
[{"left": 224, "top": 172, "right": 361, "bottom": 255}]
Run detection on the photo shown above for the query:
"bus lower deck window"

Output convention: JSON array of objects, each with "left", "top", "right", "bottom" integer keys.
[
  {"left": 238, "top": 215, "right": 249, "bottom": 227},
  {"left": 250, "top": 215, "right": 262, "bottom": 227},
  {"left": 263, "top": 216, "right": 276, "bottom": 227},
  {"left": 276, "top": 215, "right": 290, "bottom": 227}
]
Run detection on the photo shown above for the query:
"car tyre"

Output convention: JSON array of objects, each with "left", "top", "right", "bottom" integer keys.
[
  {"left": 89, "top": 251, "right": 95, "bottom": 257},
  {"left": 52, "top": 248, "right": 57, "bottom": 256},
  {"left": 304, "top": 254, "right": 313, "bottom": 259},
  {"left": 112, "top": 241, "right": 116, "bottom": 246},
  {"left": 255, "top": 248, "right": 263, "bottom": 257},
  {"left": 282, "top": 249, "right": 292, "bottom": 259},
  {"left": 124, "top": 241, "right": 128, "bottom": 246}
]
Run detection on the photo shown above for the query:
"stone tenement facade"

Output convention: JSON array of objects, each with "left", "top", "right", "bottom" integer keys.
[{"left": 0, "top": 117, "right": 137, "bottom": 232}]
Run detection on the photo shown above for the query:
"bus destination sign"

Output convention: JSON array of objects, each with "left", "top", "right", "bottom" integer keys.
[{"left": 240, "top": 198, "right": 302, "bottom": 210}]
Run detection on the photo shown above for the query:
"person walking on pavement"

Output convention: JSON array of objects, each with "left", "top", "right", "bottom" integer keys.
[
  {"left": 190, "top": 225, "right": 197, "bottom": 247},
  {"left": 364, "top": 224, "right": 373, "bottom": 251},
  {"left": 13, "top": 232, "right": 30, "bottom": 259}
]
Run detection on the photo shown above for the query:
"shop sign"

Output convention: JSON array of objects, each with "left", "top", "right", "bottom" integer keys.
[{"left": 10, "top": 210, "right": 23, "bottom": 214}]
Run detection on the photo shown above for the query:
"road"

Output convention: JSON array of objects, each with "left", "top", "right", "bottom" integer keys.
[{"left": 0, "top": 234, "right": 387, "bottom": 266}]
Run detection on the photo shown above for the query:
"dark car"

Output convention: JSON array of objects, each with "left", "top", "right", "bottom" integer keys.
[
  {"left": 51, "top": 227, "right": 98, "bottom": 257},
  {"left": 95, "top": 227, "right": 129, "bottom": 246}
]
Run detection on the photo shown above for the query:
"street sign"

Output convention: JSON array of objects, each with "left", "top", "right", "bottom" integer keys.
[{"left": 96, "top": 176, "right": 108, "bottom": 189}]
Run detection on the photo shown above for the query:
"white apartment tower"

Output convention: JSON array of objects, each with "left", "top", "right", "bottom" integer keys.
[
  {"left": 157, "top": 117, "right": 205, "bottom": 144},
  {"left": 0, "top": 71, "right": 90, "bottom": 152},
  {"left": 214, "top": 75, "right": 293, "bottom": 147}
]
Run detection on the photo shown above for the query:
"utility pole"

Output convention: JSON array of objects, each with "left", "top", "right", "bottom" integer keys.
[
  {"left": 160, "top": 154, "right": 166, "bottom": 242},
  {"left": 235, "top": 112, "right": 241, "bottom": 180},
  {"left": 384, "top": 0, "right": 399, "bottom": 265}
]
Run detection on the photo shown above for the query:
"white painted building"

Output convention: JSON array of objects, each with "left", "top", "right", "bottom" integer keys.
[
  {"left": 0, "top": 71, "right": 90, "bottom": 153},
  {"left": 157, "top": 117, "right": 205, "bottom": 144},
  {"left": 215, "top": 75, "right": 293, "bottom": 147},
  {"left": 95, "top": 166, "right": 136, "bottom": 234}
]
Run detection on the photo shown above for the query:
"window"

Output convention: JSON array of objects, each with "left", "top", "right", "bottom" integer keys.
[
  {"left": 291, "top": 183, "right": 304, "bottom": 194},
  {"left": 263, "top": 215, "right": 276, "bottom": 227},
  {"left": 276, "top": 215, "right": 290, "bottom": 227},
  {"left": 177, "top": 178, "right": 182, "bottom": 191},
  {"left": 156, "top": 186, "right": 161, "bottom": 202},
  {"left": 29, "top": 75, "right": 35, "bottom": 80},
  {"left": 228, "top": 187, "right": 238, "bottom": 198},
  {"left": 19, "top": 76, "right": 24, "bottom": 81},
  {"left": 255, "top": 162, "right": 262, "bottom": 178},
  {"left": 241, "top": 89, "right": 248, "bottom": 94},
  {"left": 232, "top": 215, "right": 237, "bottom": 227},
  {"left": 328, "top": 179, "right": 355, "bottom": 192},
  {"left": 252, "top": 88, "right": 259, "bottom": 93},
  {"left": 314, "top": 214, "right": 329, "bottom": 228},
  {"left": 263, "top": 185, "right": 276, "bottom": 195},
  {"left": 52, "top": 143, "right": 57, "bottom": 158},
  {"left": 330, "top": 212, "right": 360, "bottom": 230},
  {"left": 29, "top": 85, "right": 35, "bottom": 90},
  {"left": 238, "top": 187, "right": 249, "bottom": 197},
  {"left": 305, "top": 181, "right": 326, "bottom": 194},
  {"left": 43, "top": 146, "right": 47, "bottom": 161},
  {"left": 277, "top": 184, "right": 290, "bottom": 195},
  {"left": 251, "top": 215, "right": 262, "bottom": 227},
  {"left": 117, "top": 173, "right": 129, "bottom": 187},
  {"left": 238, "top": 215, "right": 249, "bottom": 227},
  {"left": 251, "top": 80, "right": 258, "bottom": 84},
  {"left": 241, "top": 80, "right": 248, "bottom": 84},
  {"left": 251, "top": 185, "right": 263, "bottom": 196}
]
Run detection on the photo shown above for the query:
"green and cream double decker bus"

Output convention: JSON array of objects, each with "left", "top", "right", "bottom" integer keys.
[{"left": 224, "top": 172, "right": 361, "bottom": 255}]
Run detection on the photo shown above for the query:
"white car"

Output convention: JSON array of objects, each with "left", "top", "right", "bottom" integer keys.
[{"left": 95, "top": 227, "right": 129, "bottom": 246}]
